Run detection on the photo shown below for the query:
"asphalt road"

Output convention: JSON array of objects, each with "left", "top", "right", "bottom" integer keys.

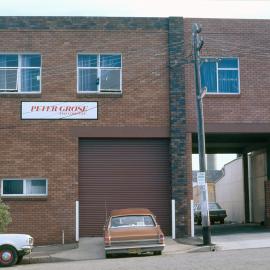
[{"left": 14, "top": 247, "right": 270, "bottom": 270}]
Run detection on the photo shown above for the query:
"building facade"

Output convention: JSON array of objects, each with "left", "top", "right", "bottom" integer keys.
[
  {"left": 0, "top": 17, "right": 191, "bottom": 245},
  {"left": 1, "top": 16, "right": 270, "bottom": 245},
  {"left": 184, "top": 18, "right": 270, "bottom": 228}
]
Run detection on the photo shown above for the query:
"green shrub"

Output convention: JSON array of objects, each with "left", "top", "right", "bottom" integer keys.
[{"left": 0, "top": 199, "right": 12, "bottom": 232}]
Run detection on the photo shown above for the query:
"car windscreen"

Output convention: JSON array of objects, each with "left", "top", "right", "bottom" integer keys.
[
  {"left": 194, "top": 203, "right": 222, "bottom": 211},
  {"left": 110, "top": 215, "right": 155, "bottom": 228},
  {"left": 209, "top": 203, "right": 222, "bottom": 210}
]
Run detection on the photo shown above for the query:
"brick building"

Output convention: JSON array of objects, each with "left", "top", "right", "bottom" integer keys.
[
  {"left": 184, "top": 18, "right": 270, "bottom": 227},
  {"left": 0, "top": 17, "right": 189, "bottom": 245},
  {"left": 1, "top": 17, "right": 270, "bottom": 245}
]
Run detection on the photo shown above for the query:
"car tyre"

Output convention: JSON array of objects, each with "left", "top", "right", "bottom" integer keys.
[
  {"left": 105, "top": 252, "right": 112, "bottom": 259},
  {"left": 16, "top": 255, "right": 24, "bottom": 265},
  {"left": 0, "top": 245, "right": 18, "bottom": 267},
  {"left": 154, "top": 251, "right": 162, "bottom": 256}
]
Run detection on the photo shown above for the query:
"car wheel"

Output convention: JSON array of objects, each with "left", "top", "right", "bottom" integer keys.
[
  {"left": 105, "top": 252, "right": 112, "bottom": 259},
  {"left": 220, "top": 219, "right": 225, "bottom": 224},
  {"left": 154, "top": 251, "right": 162, "bottom": 256},
  {"left": 16, "top": 255, "right": 24, "bottom": 265},
  {"left": 0, "top": 245, "right": 18, "bottom": 267}
]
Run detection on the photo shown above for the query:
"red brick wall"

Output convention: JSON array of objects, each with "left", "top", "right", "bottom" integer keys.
[
  {"left": 0, "top": 27, "right": 169, "bottom": 244},
  {"left": 184, "top": 18, "right": 270, "bottom": 128}
]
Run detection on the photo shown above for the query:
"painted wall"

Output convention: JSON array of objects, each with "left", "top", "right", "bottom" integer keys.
[
  {"left": 216, "top": 158, "right": 245, "bottom": 223},
  {"left": 193, "top": 183, "right": 216, "bottom": 203},
  {"left": 249, "top": 151, "right": 266, "bottom": 223}
]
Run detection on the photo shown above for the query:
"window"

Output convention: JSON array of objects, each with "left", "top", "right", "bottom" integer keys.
[
  {"left": 1, "top": 179, "right": 47, "bottom": 196},
  {"left": 77, "top": 54, "right": 122, "bottom": 93},
  {"left": 0, "top": 54, "right": 41, "bottom": 93},
  {"left": 110, "top": 215, "right": 155, "bottom": 228},
  {"left": 200, "top": 58, "right": 240, "bottom": 94}
]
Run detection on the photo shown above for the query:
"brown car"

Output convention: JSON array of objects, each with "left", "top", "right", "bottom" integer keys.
[{"left": 104, "top": 208, "right": 165, "bottom": 258}]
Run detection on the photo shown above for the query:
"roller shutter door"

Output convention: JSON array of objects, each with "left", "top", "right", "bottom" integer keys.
[{"left": 79, "top": 139, "right": 171, "bottom": 236}]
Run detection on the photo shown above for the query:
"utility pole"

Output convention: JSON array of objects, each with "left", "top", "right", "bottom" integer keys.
[{"left": 192, "top": 23, "right": 211, "bottom": 245}]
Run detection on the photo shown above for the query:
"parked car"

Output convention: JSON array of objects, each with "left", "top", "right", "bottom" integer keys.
[
  {"left": 103, "top": 208, "right": 165, "bottom": 258},
  {"left": 0, "top": 234, "right": 34, "bottom": 267},
  {"left": 194, "top": 202, "right": 227, "bottom": 225}
]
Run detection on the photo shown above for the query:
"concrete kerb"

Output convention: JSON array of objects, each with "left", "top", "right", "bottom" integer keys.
[
  {"left": 21, "top": 237, "right": 213, "bottom": 265},
  {"left": 175, "top": 237, "right": 217, "bottom": 253}
]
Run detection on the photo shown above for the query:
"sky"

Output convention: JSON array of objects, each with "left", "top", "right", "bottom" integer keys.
[
  {"left": 192, "top": 154, "right": 237, "bottom": 170},
  {"left": 0, "top": 0, "right": 270, "bottom": 19}
]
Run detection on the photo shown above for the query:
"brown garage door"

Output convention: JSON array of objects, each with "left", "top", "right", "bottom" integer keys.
[{"left": 79, "top": 139, "right": 171, "bottom": 236}]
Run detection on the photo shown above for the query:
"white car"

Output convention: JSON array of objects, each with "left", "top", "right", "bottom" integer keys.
[{"left": 0, "top": 234, "right": 34, "bottom": 267}]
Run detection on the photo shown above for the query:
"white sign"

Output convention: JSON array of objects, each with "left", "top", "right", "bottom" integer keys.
[
  {"left": 197, "top": 172, "right": 206, "bottom": 186},
  {"left": 21, "top": 102, "right": 97, "bottom": 120}
]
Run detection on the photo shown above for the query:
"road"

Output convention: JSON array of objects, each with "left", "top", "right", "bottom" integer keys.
[{"left": 14, "top": 248, "right": 270, "bottom": 270}]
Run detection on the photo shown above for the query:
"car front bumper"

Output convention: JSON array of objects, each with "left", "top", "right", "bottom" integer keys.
[{"left": 19, "top": 245, "right": 33, "bottom": 256}]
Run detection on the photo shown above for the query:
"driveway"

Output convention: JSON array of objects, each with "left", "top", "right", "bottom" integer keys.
[
  {"left": 25, "top": 237, "right": 196, "bottom": 264},
  {"left": 195, "top": 223, "right": 270, "bottom": 250}
]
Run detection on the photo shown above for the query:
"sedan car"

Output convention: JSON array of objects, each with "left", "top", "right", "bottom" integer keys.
[
  {"left": 194, "top": 202, "right": 227, "bottom": 225},
  {"left": 0, "top": 234, "right": 34, "bottom": 267},
  {"left": 104, "top": 208, "right": 165, "bottom": 258}
]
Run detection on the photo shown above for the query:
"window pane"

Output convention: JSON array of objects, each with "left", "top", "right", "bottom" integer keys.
[
  {"left": 100, "top": 55, "right": 121, "bottom": 67},
  {"left": 3, "top": 180, "right": 23, "bottom": 194},
  {"left": 218, "top": 70, "right": 239, "bottom": 93},
  {"left": 26, "top": 180, "right": 46, "bottom": 195},
  {"left": 200, "top": 61, "right": 217, "bottom": 93},
  {"left": 110, "top": 215, "right": 155, "bottom": 228},
  {"left": 0, "top": 69, "right": 17, "bottom": 90},
  {"left": 79, "top": 69, "right": 98, "bottom": 91},
  {"left": 0, "top": 55, "right": 18, "bottom": 67},
  {"left": 21, "top": 68, "right": 40, "bottom": 92},
  {"left": 21, "top": 55, "right": 41, "bottom": 67},
  {"left": 78, "top": 55, "right": 97, "bottom": 67},
  {"left": 218, "top": 58, "right": 238, "bottom": 69},
  {"left": 100, "top": 69, "right": 120, "bottom": 91}
]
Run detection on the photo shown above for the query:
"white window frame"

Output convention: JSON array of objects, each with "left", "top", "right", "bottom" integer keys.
[
  {"left": 201, "top": 57, "right": 240, "bottom": 95},
  {"left": 0, "top": 53, "right": 42, "bottom": 94},
  {"left": 77, "top": 53, "right": 122, "bottom": 93},
  {"left": 1, "top": 178, "right": 48, "bottom": 197}
]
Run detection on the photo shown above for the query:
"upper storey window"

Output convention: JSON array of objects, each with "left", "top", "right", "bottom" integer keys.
[
  {"left": 0, "top": 54, "right": 41, "bottom": 93},
  {"left": 200, "top": 58, "right": 240, "bottom": 94},
  {"left": 77, "top": 54, "right": 122, "bottom": 93}
]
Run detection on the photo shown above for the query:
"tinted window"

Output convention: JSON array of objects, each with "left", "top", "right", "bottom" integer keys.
[
  {"left": 3, "top": 180, "right": 23, "bottom": 194},
  {"left": 78, "top": 55, "right": 97, "bottom": 67},
  {"left": 100, "top": 55, "right": 121, "bottom": 67}
]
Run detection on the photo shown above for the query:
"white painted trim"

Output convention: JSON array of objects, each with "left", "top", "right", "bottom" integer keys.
[
  {"left": 76, "top": 53, "right": 122, "bottom": 94},
  {"left": 191, "top": 200, "right": 195, "bottom": 238},
  {"left": 0, "top": 53, "right": 41, "bottom": 93},
  {"left": 201, "top": 56, "right": 240, "bottom": 94},
  {"left": 76, "top": 201, "right": 79, "bottom": 242},
  {"left": 171, "top": 199, "right": 176, "bottom": 240},
  {"left": 1, "top": 178, "right": 48, "bottom": 197}
]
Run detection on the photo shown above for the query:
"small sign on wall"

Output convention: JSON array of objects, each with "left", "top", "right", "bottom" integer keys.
[
  {"left": 21, "top": 102, "right": 98, "bottom": 120},
  {"left": 197, "top": 172, "right": 206, "bottom": 186}
]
